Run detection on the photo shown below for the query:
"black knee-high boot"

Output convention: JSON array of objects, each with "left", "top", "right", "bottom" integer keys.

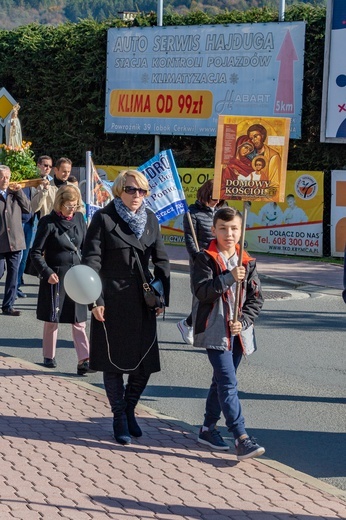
[
  {"left": 124, "top": 373, "right": 149, "bottom": 437},
  {"left": 103, "top": 372, "right": 131, "bottom": 445}
]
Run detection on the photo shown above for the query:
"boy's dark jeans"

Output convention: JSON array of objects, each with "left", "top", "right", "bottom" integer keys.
[{"left": 203, "top": 338, "right": 247, "bottom": 440}]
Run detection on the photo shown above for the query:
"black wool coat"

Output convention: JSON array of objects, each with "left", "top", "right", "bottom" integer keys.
[
  {"left": 82, "top": 202, "right": 170, "bottom": 375},
  {"left": 31, "top": 211, "right": 87, "bottom": 323}
]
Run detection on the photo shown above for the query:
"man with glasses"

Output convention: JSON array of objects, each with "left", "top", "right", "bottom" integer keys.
[
  {"left": 31, "top": 157, "right": 72, "bottom": 219},
  {"left": 37, "top": 155, "right": 53, "bottom": 181}
]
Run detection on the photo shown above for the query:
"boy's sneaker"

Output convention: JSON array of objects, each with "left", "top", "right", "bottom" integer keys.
[
  {"left": 197, "top": 427, "right": 229, "bottom": 451},
  {"left": 235, "top": 436, "right": 265, "bottom": 461},
  {"left": 177, "top": 319, "right": 194, "bottom": 345}
]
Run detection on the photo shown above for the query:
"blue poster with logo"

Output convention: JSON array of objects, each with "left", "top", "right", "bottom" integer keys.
[{"left": 138, "top": 149, "right": 188, "bottom": 224}]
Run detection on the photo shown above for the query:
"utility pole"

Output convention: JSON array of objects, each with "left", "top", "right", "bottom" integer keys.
[
  {"left": 279, "top": 0, "right": 286, "bottom": 22},
  {"left": 154, "top": 0, "right": 164, "bottom": 155}
]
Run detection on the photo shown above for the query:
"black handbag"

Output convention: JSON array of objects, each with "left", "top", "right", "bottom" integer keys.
[
  {"left": 133, "top": 248, "right": 165, "bottom": 310},
  {"left": 24, "top": 248, "right": 39, "bottom": 276}
]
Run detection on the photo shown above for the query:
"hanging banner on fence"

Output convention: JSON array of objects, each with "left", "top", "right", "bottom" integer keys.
[
  {"left": 105, "top": 22, "right": 305, "bottom": 138},
  {"left": 160, "top": 170, "right": 323, "bottom": 255},
  {"left": 138, "top": 149, "right": 188, "bottom": 224},
  {"left": 229, "top": 170, "right": 324, "bottom": 257},
  {"left": 213, "top": 115, "right": 290, "bottom": 203},
  {"left": 330, "top": 170, "right": 346, "bottom": 256}
]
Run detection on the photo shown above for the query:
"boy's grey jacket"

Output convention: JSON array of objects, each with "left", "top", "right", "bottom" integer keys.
[{"left": 192, "top": 239, "right": 263, "bottom": 352}]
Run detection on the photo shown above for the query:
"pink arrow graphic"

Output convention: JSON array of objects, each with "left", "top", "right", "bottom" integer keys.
[{"left": 274, "top": 30, "right": 298, "bottom": 114}]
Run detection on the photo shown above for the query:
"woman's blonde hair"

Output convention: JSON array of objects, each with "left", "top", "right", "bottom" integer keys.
[
  {"left": 112, "top": 170, "right": 150, "bottom": 198},
  {"left": 54, "top": 184, "right": 83, "bottom": 212}
]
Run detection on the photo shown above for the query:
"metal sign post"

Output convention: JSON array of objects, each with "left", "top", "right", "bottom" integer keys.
[
  {"left": 154, "top": 0, "right": 164, "bottom": 155},
  {"left": 279, "top": 0, "right": 286, "bottom": 22}
]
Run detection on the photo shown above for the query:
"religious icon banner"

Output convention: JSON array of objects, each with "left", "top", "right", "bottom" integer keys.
[{"left": 213, "top": 115, "right": 290, "bottom": 203}]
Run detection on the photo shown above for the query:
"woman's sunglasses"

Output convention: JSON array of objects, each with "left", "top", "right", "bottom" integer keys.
[
  {"left": 123, "top": 186, "right": 147, "bottom": 197},
  {"left": 63, "top": 204, "right": 80, "bottom": 210}
]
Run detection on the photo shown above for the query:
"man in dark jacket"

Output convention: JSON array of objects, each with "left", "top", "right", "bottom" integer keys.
[{"left": 0, "top": 165, "right": 31, "bottom": 316}]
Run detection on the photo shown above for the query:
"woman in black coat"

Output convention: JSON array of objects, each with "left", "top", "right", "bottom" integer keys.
[
  {"left": 31, "top": 185, "right": 92, "bottom": 375},
  {"left": 82, "top": 170, "right": 170, "bottom": 446}
]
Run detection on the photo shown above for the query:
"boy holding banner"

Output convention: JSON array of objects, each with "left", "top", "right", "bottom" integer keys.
[{"left": 192, "top": 206, "right": 265, "bottom": 460}]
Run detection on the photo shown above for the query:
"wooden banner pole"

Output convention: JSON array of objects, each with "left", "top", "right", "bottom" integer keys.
[
  {"left": 233, "top": 201, "right": 248, "bottom": 322},
  {"left": 186, "top": 211, "right": 200, "bottom": 252}
]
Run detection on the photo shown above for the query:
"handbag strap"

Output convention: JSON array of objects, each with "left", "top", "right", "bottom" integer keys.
[
  {"left": 133, "top": 248, "right": 151, "bottom": 291},
  {"left": 56, "top": 221, "right": 82, "bottom": 261}
]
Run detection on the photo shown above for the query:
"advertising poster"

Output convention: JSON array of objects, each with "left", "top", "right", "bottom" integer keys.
[
  {"left": 330, "top": 170, "right": 346, "bottom": 256},
  {"left": 213, "top": 115, "right": 290, "bottom": 203},
  {"left": 105, "top": 23, "right": 305, "bottom": 138},
  {"left": 231, "top": 170, "right": 324, "bottom": 257},
  {"left": 321, "top": 0, "right": 346, "bottom": 142}
]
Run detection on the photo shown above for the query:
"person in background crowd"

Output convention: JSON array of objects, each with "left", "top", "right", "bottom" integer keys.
[
  {"left": 0, "top": 165, "right": 31, "bottom": 316},
  {"left": 19, "top": 155, "right": 54, "bottom": 283},
  {"left": 37, "top": 155, "right": 53, "bottom": 181},
  {"left": 177, "top": 179, "right": 224, "bottom": 345},
  {"left": 31, "top": 185, "right": 93, "bottom": 374},
  {"left": 31, "top": 157, "right": 72, "bottom": 219},
  {"left": 16, "top": 184, "right": 35, "bottom": 298},
  {"left": 82, "top": 170, "right": 170, "bottom": 446}
]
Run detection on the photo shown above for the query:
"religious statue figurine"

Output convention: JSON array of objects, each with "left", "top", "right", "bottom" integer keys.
[{"left": 5, "top": 103, "right": 23, "bottom": 148}]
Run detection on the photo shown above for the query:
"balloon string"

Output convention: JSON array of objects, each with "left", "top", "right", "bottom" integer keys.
[{"left": 102, "top": 320, "right": 156, "bottom": 372}]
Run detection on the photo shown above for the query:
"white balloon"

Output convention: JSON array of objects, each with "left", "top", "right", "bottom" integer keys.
[{"left": 64, "top": 265, "right": 102, "bottom": 304}]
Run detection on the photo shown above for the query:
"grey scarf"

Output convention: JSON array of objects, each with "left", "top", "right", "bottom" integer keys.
[{"left": 113, "top": 197, "right": 147, "bottom": 239}]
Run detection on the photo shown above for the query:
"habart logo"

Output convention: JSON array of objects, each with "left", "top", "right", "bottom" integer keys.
[{"left": 294, "top": 175, "right": 318, "bottom": 200}]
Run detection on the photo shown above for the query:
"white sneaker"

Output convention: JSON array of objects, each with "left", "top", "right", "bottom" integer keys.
[{"left": 177, "top": 319, "right": 194, "bottom": 345}]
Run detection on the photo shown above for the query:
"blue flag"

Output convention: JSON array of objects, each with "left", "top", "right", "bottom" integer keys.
[{"left": 138, "top": 149, "right": 188, "bottom": 224}]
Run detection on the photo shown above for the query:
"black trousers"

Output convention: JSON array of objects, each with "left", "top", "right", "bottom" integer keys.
[{"left": 0, "top": 251, "right": 21, "bottom": 311}]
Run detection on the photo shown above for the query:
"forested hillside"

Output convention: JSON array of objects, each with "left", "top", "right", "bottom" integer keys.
[{"left": 0, "top": 0, "right": 325, "bottom": 29}]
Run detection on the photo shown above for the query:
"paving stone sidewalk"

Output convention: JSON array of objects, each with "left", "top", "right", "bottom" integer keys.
[{"left": 0, "top": 354, "right": 345, "bottom": 520}]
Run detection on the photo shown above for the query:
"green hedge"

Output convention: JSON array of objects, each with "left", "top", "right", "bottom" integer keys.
[{"left": 1, "top": 4, "right": 345, "bottom": 171}]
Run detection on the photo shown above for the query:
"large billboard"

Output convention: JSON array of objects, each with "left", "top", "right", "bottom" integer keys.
[
  {"left": 321, "top": 0, "right": 346, "bottom": 142},
  {"left": 105, "top": 23, "right": 305, "bottom": 138}
]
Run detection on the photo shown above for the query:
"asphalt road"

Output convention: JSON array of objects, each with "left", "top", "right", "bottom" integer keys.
[{"left": 0, "top": 271, "right": 345, "bottom": 491}]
